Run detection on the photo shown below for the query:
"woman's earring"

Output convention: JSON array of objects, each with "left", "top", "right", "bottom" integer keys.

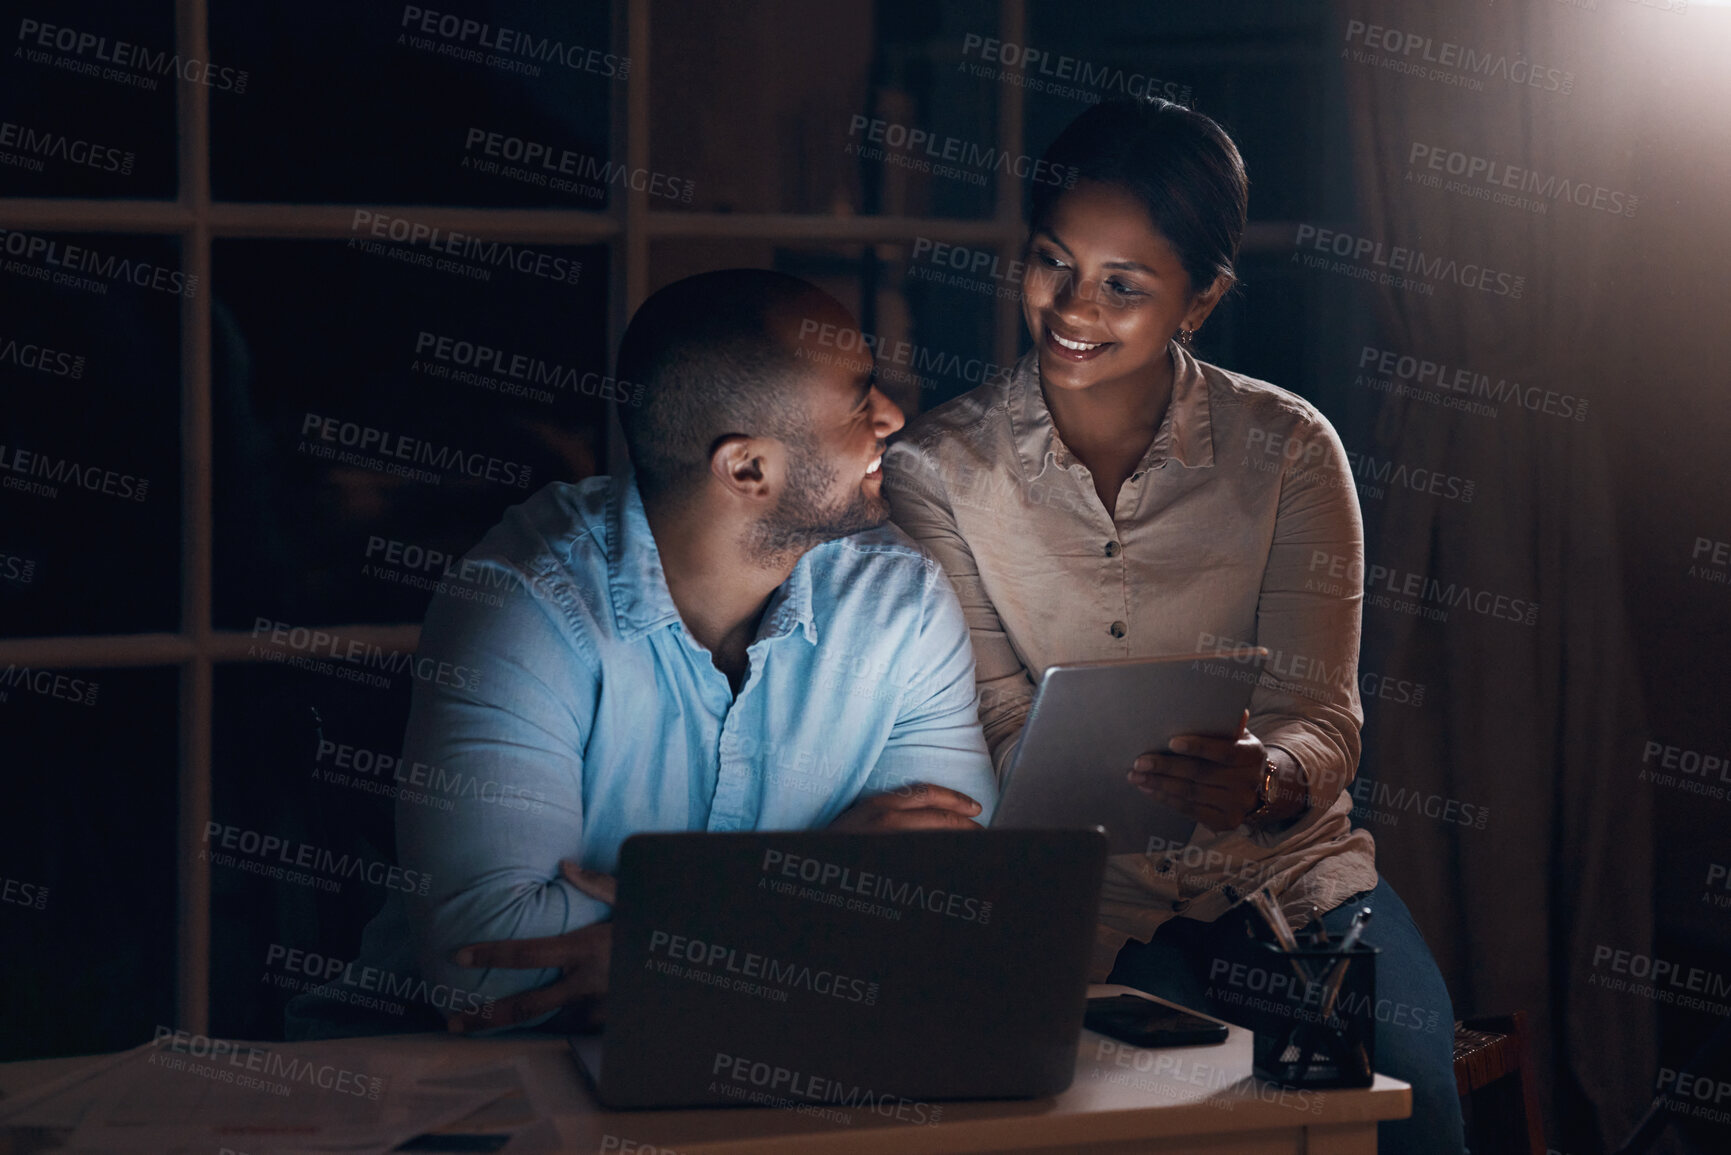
[{"left": 1175, "top": 327, "right": 1193, "bottom": 346}]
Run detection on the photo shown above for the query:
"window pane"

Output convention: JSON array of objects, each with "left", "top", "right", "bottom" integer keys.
[
  {"left": 651, "top": 0, "right": 1005, "bottom": 219},
  {"left": 0, "top": 667, "right": 178, "bottom": 1060},
  {"left": 209, "top": 663, "right": 415, "bottom": 1040},
  {"left": 1017, "top": 6, "right": 1326, "bottom": 222},
  {"left": 0, "top": 0, "right": 178, "bottom": 198},
  {"left": 650, "top": 238, "right": 1002, "bottom": 419},
  {"left": 211, "top": 237, "right": 609, "bottom": 629},
  {"left": 0, "top": 233, "right": 182, "bottom": 636},
  {"left": 210, "top": 2, "right": 615, "bottom": 206}
]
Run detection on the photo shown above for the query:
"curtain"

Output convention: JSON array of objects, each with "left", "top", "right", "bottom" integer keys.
[{"left": 1326, "top": 1, "right": 1697, "bottom": 1148}]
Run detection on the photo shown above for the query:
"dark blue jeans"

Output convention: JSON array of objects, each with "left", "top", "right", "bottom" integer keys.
[{"left": 1107, "top": 877, "right": 1467, "bottom": 1155}]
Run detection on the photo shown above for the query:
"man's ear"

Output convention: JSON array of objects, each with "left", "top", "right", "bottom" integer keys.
[{"left": 709, "top": 435, "right": 778, "bottom": 502}]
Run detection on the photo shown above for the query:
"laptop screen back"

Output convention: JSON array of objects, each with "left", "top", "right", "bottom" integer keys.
[{"left": 593, "top": 828, "right": 1106, "bottom": 1108}]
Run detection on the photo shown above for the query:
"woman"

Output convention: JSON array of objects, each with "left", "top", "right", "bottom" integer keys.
[{"left": 884, "top": 98, "right": 1465, "bottom": 1154}]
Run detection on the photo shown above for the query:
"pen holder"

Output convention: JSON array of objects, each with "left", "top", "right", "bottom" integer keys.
[{"left": 1249, "top": 941, "right": 1379, "bottom": 1088}]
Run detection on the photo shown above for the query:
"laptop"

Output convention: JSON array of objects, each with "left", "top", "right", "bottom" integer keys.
[
  {"left": 570, "top": 828, "right": 1107, "bottom": 1109},
  {"left": 991, "top": 649, "right": 1269, "bottom": 854}
]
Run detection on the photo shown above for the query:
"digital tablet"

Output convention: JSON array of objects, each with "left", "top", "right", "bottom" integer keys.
[{"left": 990, "top": 648, "right": 1270, "bottom": 855}]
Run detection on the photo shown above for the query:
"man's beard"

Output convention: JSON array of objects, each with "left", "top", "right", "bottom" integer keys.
[{"left": 746, "top": 439, "right": 886, "bottom": 566}]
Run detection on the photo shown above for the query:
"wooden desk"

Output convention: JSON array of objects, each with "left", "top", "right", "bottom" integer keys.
[{"left": 0, "top": 986, "right": 1408, "bottom": 1154}]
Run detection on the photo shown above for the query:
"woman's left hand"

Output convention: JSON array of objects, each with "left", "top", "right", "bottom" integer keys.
[{"left": 1127, "top": 709, "right": 1267, "bottom": 831}]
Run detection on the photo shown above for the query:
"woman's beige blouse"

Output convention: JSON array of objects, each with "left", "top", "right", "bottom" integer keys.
[{"left": 884, "top": 344, "right": 1378, "bottom": 977}]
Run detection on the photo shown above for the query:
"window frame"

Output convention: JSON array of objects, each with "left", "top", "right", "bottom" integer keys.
[{"left": 0, "top": 0, "right": 1035, "bottom": 1033}]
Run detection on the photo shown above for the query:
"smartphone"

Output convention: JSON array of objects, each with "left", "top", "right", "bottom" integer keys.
[{"left": 1084, "top": 995, "right": 1230, "bottom": 1047}]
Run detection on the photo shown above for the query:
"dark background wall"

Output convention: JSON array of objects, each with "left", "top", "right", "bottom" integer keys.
[{"left": 2, "top": 3, "right": 1726, "bottom": 1153}]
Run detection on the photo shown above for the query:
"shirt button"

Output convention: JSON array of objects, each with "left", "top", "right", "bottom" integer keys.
[
  {"left": 1171, "top": 899, "right": 1190, "bottom": 913},
  {"left": 1104, "top": 541, "right": 1120, "bottom": 558},
  {"left": 1109, "top": 621, "right": 1127, "bottom": 638}
]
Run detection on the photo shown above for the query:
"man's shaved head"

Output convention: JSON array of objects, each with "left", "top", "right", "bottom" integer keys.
[{"left": 616, "top": 269, "right": 851, "bottom": 509}]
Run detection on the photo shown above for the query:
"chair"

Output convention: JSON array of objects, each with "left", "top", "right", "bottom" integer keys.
[{"left": 1454, "top": 1012, "right": 1546, "bottom": 1155}]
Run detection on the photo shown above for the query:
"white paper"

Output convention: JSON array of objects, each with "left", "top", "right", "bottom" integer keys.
[
  {"left": 22, "top": 1036, "right": 515, "bottom": 1155},
  {"left": 0, "top": 1039, "right": 155, "bottom": 1129}
]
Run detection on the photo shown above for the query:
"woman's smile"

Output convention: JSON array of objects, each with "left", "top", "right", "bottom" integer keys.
[{"left": 1043, "top": 322, "right": 1114, "bottom": 361}]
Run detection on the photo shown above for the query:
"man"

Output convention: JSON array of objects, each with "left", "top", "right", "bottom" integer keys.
[{"left": 288, "top": 270, "right": 994, "bottom": 1039}]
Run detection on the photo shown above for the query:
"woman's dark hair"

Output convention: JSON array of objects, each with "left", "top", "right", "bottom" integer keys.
[{"left": 1029, "top": 97, "right": 1248, "bottom": 297}]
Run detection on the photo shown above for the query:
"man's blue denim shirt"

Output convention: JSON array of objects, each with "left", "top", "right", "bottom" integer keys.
[{"left": 292, "top": 474, "right": 996, "bottom": 1034}]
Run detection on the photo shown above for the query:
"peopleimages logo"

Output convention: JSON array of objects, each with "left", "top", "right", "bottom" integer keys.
[
  {"left": 647, "top": 930, "right": 879, "bottom": 1006},
  {"left": 1, "top": 875, "right": 49, "bottom": 910},
  {"left": 0, "top": 443, "right": 149, "bottom": 503},
  {"left": 1407, "top": 142, "right": 1638, "bottom": 219},
  {"left": 15, "top": 18, "right": 249, "bottom": 92},
  {"left": 1356, "top": 346, "right": 1588, "bottom": 422},
  {"left": 795, "top": 319, "right": 1014, "bottom": 393},
  {"left": 398, "top": 6, "right": 627, "bottom": 80},
  {"left": 1293, "top": 224, "right": 1524, "bottom": 299},
  {"left": 1638, "top": 739, "right": 1729, "bottom": 802},
  {"left": 362, "top": 532, "right": 510, "bottom": 608},
  {"left": 152, "top": 1028, "right": 382, "bottom": 1099},
  {"left": 1351, "top": 778, "right": 1490, "bottom": 830},
  {"left": 845, "top": 115, "right": 1077, "bottom": 188},
  {"left": 413, "top": 331, "right": 643, "bottom": 406},
  {"left": 0, "top": 229, "right": 195, "bottom": 297},
  {"left": 0, "top": 119, "right": 134, "bottom": 176},
  {"left": 711, "top": 1052, "right": 943, "bottom": 1125},
  {"left": 1092, "top": 1038, "right": 1326, "bottom": 1113},
  {"left": 958, "top": 33, "right": 1192, "bottom": 106},
  {"left": 0, "top": 664, "right": 99, "bottom": 706},
  {"left": 1703, "top": 864, "right": 1731, "bottom": 911},
  {"left": 462, "top": 127, "right": 692, "bottom": 203},
  {"left": 1342, "top": 19, "right": 1574, "bottom": 95},
  {"left": 1690, "top": 537, "right": 1730, "bottom": 588},
  {"left": 0, "top": 333, "right": 85, "bottom": 378},
  {"left": 908, "top": 237, "right": 1027, "bottom": 297},
  {"left": 348, "top": 210, "right": 581, "bottom": 287},
  {"left": 1589, "top": 945, "right": 1731, "bottom": 1015},
  {"left": 314, "top": 736, "right": 547, "bottom": 815},
  {"left": 1656, "top": 1069, "right": 1731, "bottom": 1128},
  {"left": 264, "top": 943, "right": 493, "bottom": 1018},
  {"left": 1196, "top": 631, "right": 1427, "bottom": 710},
  {"left": 1306, "top": 549, "right": 1540, "bottom": 626},
  {"left": 201, "top": 822, "right": 431, "bottom": 896},
  {"left": 249, "top": 616, "right": 482, "bottom": 691},
  {"left": 1343, "top": 450, "right": 1474, "bottom": 504},
  {"left": 0, "top": 550, "right": 38, "bottom": 585},
  {"left": 759, "top": 849, "right": 992, "bottom": 923},
  {"left": 298, "top": 412, "right": 533, "bottom": 489}
]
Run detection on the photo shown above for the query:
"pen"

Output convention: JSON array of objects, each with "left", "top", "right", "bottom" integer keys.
[
  {"left": 1319, "top": 907, "right": 1373, "bottom": 1020},
  {"left": 1252, "top": 887, "right": 1300, "bottom": 951},
  {"left": 1334, "top": 907, "right": 1372, "bottom": 955},
  {"left": 1245, "top": 888, "right": 1314, "bottom": 988},
  {"left": 1302, "top": 902, "right": 1328, "bottom": 947}
]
